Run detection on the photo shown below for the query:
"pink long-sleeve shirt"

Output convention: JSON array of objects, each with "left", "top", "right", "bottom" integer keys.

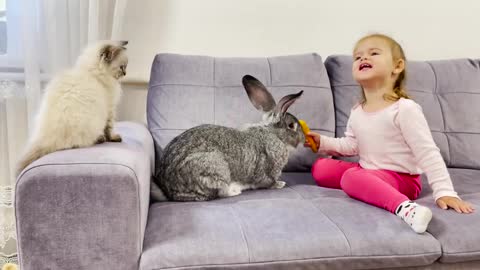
[{"left": 319, "top": 98, "right": 458, "bottom": 201}]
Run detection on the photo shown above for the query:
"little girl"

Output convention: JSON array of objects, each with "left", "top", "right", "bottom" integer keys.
[{"left": 306, "top": 34, "right": 474, "bottom": 233}]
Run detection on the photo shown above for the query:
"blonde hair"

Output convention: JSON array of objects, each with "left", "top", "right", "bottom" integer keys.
[{"left": 354, "top": 34, "right": 411, "bottom": 104}]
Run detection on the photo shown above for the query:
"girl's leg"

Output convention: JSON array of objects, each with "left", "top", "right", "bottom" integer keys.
[
  {"left": 340, "top": 167, "right": 431, "bottom": 233},
  {"left": 311, "top": 158, "right": 360, "bottom": 189},
  {"left": 340, "top": 167, "right": 421, "bottom": 212}
]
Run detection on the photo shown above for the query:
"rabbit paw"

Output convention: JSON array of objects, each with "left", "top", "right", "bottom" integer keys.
[
  {"left": 271, "top": 180, "right": 286, "bottom": 189},
  {"left": 220, "top": 183, "right": 243, "bottom": 197}
]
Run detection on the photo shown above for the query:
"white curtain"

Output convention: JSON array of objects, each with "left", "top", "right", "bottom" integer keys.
[{"left": 0, "top": 0, "right": 127, "bottom": 266}]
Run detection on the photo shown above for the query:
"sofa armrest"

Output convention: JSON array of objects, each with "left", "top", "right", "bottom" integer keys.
[{"left": 15, "top": 122, "right": 154, "bottom": 270}]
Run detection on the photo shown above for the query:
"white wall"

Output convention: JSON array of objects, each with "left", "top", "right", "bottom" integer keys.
[{"left": 117, "top": 0, "right": 480, "bottom": 122}]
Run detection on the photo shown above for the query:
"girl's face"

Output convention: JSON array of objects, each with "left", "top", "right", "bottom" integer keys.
[{"left": 352, "top": 37, "right": 397, "bottom": 86}]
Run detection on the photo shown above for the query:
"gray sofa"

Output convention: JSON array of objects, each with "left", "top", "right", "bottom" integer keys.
[{"left": 15, "top": 53, "right": 480, "bottom": 270}]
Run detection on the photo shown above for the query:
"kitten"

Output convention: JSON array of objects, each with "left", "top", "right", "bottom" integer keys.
[{"left": 16, "top": 40, "right": 128, "bottom": 175}]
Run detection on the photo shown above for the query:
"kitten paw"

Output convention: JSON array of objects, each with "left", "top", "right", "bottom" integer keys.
[
  {"left": 95, "top": 135, "right": 107, "bottom": 144},
  {"left": 271, "top": 180, "right": 286, "bottom": 189},
  {"left": 109, "top": 133, "right": 122, "bottom": 142}
]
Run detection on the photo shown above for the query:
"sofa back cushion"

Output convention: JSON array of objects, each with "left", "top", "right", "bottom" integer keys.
[
  {"left": 325, "top": 55, "right": 480, "bottom": 169},
  {"left": 147, "top": 53, "right": 335, "bottom": 171}
]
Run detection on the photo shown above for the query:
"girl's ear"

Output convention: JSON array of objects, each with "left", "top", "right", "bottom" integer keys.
[{"left": 393, "top": 59, "right": 405, "bottom": 75}]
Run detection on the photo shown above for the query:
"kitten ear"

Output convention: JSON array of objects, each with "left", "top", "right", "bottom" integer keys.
[{"left": 100, "top": 45, "right": 122, "bottom": 63}]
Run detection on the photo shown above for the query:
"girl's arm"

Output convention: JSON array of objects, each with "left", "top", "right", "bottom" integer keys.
[
  {"left": 396, "top": 99, "right": 458, "bottom": 201},
  {"left": 317, "top": 116, "right": 358, "bottom": 156}
]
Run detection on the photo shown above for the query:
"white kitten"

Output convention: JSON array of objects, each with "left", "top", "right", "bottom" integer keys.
[{"left": 16, "top": 40, "right": 129, "bottom": 175}]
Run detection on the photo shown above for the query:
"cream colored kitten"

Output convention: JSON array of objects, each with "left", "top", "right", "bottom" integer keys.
[{"left": 16, "top": 40, "right": 128, "bottom": 175}]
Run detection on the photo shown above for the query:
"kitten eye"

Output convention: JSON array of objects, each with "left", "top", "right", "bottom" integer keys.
[{"left": 288, "top": 123, "right": 295, "bottom": 129}]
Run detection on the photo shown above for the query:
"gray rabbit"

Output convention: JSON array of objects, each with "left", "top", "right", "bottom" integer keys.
[{"left": 153, "top": 75, "right": 305, "bottom": 201}]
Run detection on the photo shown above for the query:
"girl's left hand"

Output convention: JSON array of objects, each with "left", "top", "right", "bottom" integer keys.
[{"left": 436, "top": 196, "right": 475, "bottom": 213}]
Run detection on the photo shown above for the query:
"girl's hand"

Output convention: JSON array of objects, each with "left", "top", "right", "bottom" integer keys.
[
  {"left": 436, "top": 196, "right": 475, "bottom": 213},
  {"left": 304, "top": 132, "right": 320, "bottom": 149}
]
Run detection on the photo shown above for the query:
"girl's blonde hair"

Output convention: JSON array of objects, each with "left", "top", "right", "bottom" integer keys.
[{"left": 354, "top": 34, "right": 411, "bottom": 104}]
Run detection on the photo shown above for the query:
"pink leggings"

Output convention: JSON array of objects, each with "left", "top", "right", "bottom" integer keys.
[{"left": 312, "top": 158, "right": 422, "bottom": 213}]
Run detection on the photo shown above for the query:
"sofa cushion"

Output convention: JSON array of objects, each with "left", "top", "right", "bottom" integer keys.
[
  {"left": 325, "top": 55, "right": 480, "bottom": 170},
  {"left": 415, "top": 168, "right": 480, "bottom": 263},
  {"left": 419, "top": 168, "right": 480, "bottom": 200},
  {"left": 15, "top": 122, "right": 154, "bottom": 270},
  {"left": 147, "top": 53, "right": 335, "bottom": 172},
  {"left": 140, "top": 173, "right": 441, "bottom": 270}
]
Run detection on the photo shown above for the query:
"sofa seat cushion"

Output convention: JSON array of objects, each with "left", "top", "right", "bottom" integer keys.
[
  {"left": 140, "top": 173, "right": 441, "bottom": 270},
  {"left": 416, "top": 168, "right": 480, "bottom": 263}
]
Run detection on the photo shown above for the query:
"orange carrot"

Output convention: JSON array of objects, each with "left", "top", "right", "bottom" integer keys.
[{"left": 298, "top": 120, "right": 318, "bottom": 153}]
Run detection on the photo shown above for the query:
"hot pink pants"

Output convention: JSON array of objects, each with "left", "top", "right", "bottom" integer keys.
[{"left": 312, "top": 158, "right": 422, "bottom": 213}]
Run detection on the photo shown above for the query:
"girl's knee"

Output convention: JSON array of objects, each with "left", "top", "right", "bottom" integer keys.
[
  {"left": 311, "top": 158, "right": 342, "bottom": 188},
  {"left": 311, "top": 158, "right": 330, "bottom": 181},
  {"left": 340, "top": 167, "right": 362, "bottom": 192}
]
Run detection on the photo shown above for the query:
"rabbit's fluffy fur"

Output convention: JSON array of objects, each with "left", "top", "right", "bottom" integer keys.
[{"left": 154, "top": 75, "right": 304, "bottom": 201}]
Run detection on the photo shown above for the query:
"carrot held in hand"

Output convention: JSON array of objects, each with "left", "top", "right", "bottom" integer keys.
[{"left": 298, "top": 120, "right": 318, "bottom": 153}]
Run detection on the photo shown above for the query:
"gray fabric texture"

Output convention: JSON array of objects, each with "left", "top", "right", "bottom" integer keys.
[
  {"left": 416, "top": 168, "right": 480, "bottom": 263},
  {"left": 141, "top": 53, "right": 480, "bottom": 269},
  {"left": 15, "top": 122, "right": 154, "bottom": 270},
  {"left": 147, "top": 53, "right": 335, "bottom": 172},
  {"left": 140, "top": 173, "right": 441, "bottom": 270}
]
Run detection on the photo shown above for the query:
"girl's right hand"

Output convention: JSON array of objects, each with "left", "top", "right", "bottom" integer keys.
[{"left": 304, "top": 132, "right": 320, "bottom": 149}]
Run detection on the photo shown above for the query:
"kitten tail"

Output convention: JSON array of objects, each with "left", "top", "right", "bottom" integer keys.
[{"left": 16, "top": 145, "right": 50, "bottom": 176}]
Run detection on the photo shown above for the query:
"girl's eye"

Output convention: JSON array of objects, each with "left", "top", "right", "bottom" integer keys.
[
  {"left": 371, "top": 52, "right": 379, "bottom": 56},
  {"left": 355, "top": 56, "right": 361, "bottom": 61}
]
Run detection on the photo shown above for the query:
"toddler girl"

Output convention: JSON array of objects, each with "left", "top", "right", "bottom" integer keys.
[{"left": 306, "top": 34, "right": 474, "bottom": 233}]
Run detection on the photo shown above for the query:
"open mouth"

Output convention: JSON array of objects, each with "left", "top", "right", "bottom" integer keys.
[{"left": 359, "top": 63, "right": 372, "bottom": 71}]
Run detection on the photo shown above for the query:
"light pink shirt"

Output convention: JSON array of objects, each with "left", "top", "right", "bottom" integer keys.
[{"left": 320, "top": 98, "right": 458, "bottom": 201}]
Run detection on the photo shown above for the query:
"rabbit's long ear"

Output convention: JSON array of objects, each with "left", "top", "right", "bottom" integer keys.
[
  {"left": 242, "top": 75, "right": 276, "bottom": 112},
  {"left": 275, "top": 91, "right": 303, "bottom": 115}
]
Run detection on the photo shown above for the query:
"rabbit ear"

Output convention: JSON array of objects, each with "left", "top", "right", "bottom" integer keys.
[
  {"left": 242, "top": 75, "right": 276, "bottom": 112},
  {"left": 275, "top": 91, "right": 304, "bottom": 115}
]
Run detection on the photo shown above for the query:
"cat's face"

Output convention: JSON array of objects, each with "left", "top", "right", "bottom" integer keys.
[
  {"left": 109, "top": 50, "right": 128, "bottom": 79},
  {"left": 99, "top": 41, "right": 129, "bottom": 80}
]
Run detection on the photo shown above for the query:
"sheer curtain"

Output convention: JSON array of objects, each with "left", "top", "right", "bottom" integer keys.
[{"left": 0, "top": 0, "right": 127, "bottom": 266}]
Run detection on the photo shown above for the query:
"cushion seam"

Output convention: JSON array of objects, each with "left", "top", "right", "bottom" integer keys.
[
  {"left": 332, "top": 86, "right": 480, "bottom": 95},
  {"left": 427, "top": 61, "right": 451, "bottom": 166},
  {"left": 149, "top": 83, "right": 332, "bottom": 89},
  {"left": 286, "top": 186, "right": 353, "bottom": 256},
  {"left": 213, "top": 57, "right": 216, "bottom": 125},
  {"left": 149, "top": 127, "right": 335, "bottom": 133},
  {"left": 228, "top": 205, "right": 251, "bottom": 263},
  {"left": 335, "top": 126, "right": 479, "bottom": 135},
  {"left": 443, "top": 250, "right": 480, "bottom": 255},
  {"left": 150, "top": 252, "right": 440, "bottom": 270},
  {"left": 266, "top": 57, "right": 272, "bottom": 86}
]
